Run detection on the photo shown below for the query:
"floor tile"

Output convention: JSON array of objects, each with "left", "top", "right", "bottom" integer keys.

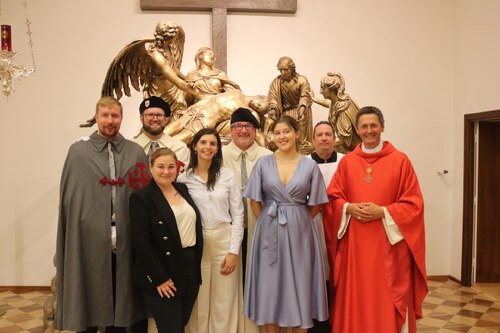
[{"left": 0, "top": 279, "right": 498, "bottom": 332}]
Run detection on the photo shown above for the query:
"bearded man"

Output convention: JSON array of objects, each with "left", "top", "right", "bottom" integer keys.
[{"left": 134, "top": 96, "right": 190, "bottom": 173}]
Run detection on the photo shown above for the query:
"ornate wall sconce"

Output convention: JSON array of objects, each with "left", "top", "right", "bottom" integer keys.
[{"left": 0, "top": 0, "right": 36, "bottom": 97}]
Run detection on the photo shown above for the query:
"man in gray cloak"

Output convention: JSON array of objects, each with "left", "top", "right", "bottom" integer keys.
[{"left": 55, "top": 96, "right": 150, "bottom": 333}]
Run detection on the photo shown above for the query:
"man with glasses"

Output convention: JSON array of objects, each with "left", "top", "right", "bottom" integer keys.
[
  {"left": 222, "top": 108, "right": 271, "bottom": 333},
  {"left": 134, "top": 96, "right": 190, "bottom": 172}
]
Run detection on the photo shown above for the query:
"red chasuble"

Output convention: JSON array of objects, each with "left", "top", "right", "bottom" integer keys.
[{"left": 323, "top": 142, "right": 427, "bottom": 333}]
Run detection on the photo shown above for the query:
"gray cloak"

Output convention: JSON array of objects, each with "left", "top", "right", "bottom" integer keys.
[{"left": 55, "top": 132, "right": 149, "bottom": 331}]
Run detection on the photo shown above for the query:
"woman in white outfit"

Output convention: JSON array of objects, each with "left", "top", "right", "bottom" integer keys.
[{"left": 179, "top": 127, "right": 244, "bottom": 333}]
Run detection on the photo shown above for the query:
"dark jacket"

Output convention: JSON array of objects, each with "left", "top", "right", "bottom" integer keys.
[{"left": 129, "top": 180, "right": 203, "bottom": 295}]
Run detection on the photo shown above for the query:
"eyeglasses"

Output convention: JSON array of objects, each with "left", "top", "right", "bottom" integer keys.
[
  {"left": 143, "top": 113, "right": 165, "bottom": 119},
  {"left": 231, "top": 124, "right": 254, "bottom": 131}
]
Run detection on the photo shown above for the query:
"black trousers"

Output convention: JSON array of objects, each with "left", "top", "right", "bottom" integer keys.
[
  {"left": 141, "top": 246, "right": 199, "bottom": 333},
  {"left": 78, "top": 253, "right": 148, "bottom": 333}
]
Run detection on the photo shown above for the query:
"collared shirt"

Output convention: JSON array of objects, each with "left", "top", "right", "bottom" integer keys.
[
  {"left": 134, "top": 132, "right": 190, "bottom": 170},
  {"left": 311, "top": 151, "right": 339, "bottom": 164},
  {"left": 177, "top": 166, "right": 244, "bottom": 254},
  {"left": 309, "top": 151, "right": 345, "bottom": 188},
  {"left": 361, "top": 140, "right": 384, "bottom": 154},
  {"left": 95, "top": 131, "right": 126, "bottom": 250},
  {"left": 222, "top": 141, "right": 273, "bottom": 187}
]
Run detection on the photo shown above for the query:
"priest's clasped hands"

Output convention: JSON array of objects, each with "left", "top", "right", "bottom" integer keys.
[{"left": 347, "top": 202, "right": 385, "bottom": 222}]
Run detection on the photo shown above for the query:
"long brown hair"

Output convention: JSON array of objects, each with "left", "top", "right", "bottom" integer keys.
[{"left": 187, "top": 128, "right": 223, "bottom": 190}]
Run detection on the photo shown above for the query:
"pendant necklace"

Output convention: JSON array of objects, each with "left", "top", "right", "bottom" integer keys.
[{"left": 365, "top": 163, "right": 373, "bottom": 183}]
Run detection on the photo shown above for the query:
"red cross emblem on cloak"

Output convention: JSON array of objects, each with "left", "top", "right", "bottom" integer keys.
[
  {"left": 128, "top": 162, "right": 150, "bottom": 189},
  {"left": 177, "top": 160, "right": 186, "bottom": 174}
]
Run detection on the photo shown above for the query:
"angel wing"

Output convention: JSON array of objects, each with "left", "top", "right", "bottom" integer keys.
[
  {"left": 101, "top": 39, "right": 155, "bottom": 100},
  {"left": 101, "top": 22, "right": 188, "bottom": 111}
]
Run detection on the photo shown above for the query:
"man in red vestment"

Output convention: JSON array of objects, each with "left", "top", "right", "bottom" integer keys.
[{"left": 323, "top": 106, "right": 427, "bottom": 333}]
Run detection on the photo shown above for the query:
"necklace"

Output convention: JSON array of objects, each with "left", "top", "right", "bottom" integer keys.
[{"left": 365, "top": 163, "right": 373, "bottom": 183}]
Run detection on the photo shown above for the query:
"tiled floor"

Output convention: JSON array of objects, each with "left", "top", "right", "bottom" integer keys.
[
  {"left": 418, "top": 280, "right": 500, "bottom": 332},
  {"left": 0, "top": 279, "right": 499, "bottom": 332},
  {"left": 0, "top": 290, "right": 48, "bottom": 333}
]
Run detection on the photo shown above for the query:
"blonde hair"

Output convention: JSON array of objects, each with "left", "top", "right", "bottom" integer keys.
[{"left": 95, "top": 96, "right": 122, "bottom": 115}]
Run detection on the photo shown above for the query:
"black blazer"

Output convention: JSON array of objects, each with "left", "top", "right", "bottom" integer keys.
[{"left": 129, "top": 180, "right": 203, "bottom": 294}]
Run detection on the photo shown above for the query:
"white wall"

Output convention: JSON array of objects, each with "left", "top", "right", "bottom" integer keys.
[
  {"left": 449, "top": 0, "right": 500, "bottom": 280},
  {"left": 0, "top": 0, "right": 466, "bottom": 285}
]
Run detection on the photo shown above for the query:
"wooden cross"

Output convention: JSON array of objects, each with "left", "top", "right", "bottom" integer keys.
[{"left": 140, "top": 0, "right": 297, "bottom": 72}]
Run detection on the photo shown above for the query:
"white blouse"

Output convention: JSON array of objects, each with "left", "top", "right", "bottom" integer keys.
[
  {"left": 170, "top": 196, "right": 196, "bottom": 248},
  {"left": 177, "top": 166, "right": 244, "bottom": 254}
]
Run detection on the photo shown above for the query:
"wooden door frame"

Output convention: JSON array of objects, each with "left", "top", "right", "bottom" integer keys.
[{"left": 462, "top": 109, "right": 500, "bottom": 286}]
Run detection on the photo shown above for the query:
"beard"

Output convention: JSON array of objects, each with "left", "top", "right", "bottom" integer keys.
[{"left": 143, "top": 123, "right": 165, "bottom": 136}]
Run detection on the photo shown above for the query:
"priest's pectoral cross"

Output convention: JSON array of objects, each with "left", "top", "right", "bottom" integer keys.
[{"left": 140, "top": 0, "right": 297, "bottom": 72}]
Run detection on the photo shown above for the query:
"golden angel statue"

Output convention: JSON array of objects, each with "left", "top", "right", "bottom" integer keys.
[
  {"left": 310, "top": 72, "right": 361, "bottom": 153},
  {"left": 102, "top": 20, "right": 198, "bottom": 110},
  {"left": 80, "top": 20, "right": 198, "bottom": 127},
  {"left": 92, "top": 20, "right": 269, "bottom": 145}
]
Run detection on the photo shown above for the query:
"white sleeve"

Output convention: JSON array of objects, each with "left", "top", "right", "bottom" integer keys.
[
  {"left": 338, "top": 202, "right": 352, "bottom": 239},
  {"left": 228, "top": 172, "right": 244, "bottom": 254},
  {"left": 382, "top": 207, "right": 404, "bottom": 245},
  {"left": 338, "top": 204, "right": 404, "bottom": 245}
]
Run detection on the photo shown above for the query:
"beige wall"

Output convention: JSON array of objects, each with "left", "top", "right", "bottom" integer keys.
[
  {"left": 449, "top": 0, "right": 500, "bottom": 280},
  {"left": 0, "top": 0, "right": 496, "bottom": 285}
]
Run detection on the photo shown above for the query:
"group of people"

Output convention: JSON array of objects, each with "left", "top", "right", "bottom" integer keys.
[{"left": 55, "top": 94, "right": 427, "bottom": 333}]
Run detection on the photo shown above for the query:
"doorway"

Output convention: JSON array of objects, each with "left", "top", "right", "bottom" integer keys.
[{"left": 461, "top": 110, "right": 500, "bottom": 286}]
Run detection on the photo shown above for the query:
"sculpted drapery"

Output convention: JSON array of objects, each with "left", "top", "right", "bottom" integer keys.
[{"left": 267, "top": 57, "right": 314, "bottom": 154}]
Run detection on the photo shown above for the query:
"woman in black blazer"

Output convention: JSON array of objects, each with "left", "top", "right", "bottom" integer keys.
[{"left": 129, "top": 148, "right": 203, "bottom": 333}]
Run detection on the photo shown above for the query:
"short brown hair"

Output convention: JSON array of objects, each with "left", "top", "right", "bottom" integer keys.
[
  {"left": 95, "top": 96, "right": 123, "bottom": 115},
  {"left": 313, "top": 121, "right": 335, "bottom": 137},
  {"left": 356, "top": 106, "right": 385, "bottom": 126}
]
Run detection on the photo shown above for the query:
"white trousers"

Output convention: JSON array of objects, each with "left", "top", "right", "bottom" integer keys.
[{"left": 186, "top": 223, "right": 239, "bottom": 333}]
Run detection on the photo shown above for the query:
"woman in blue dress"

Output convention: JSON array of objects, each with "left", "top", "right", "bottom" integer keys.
[{"left": 243, "top": 115, "right": 329, "bottom": 333}]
